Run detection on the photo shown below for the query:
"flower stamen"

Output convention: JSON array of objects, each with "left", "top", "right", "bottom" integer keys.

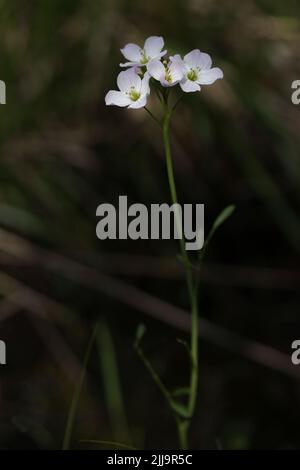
[
  {"left": 163, "top": 63, "right": 172, "bottom": 83},
  {"left": 187, "top": 69, "right": 198, "bottom": 82},
  {"left": 128, "top": 87, "right": 141, "bottom": 101},
  {"left": 140, "top": 50, "right": 149, "bottom": 65}
]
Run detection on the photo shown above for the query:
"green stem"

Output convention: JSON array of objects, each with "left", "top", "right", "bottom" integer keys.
[
  {"left": 177, "top": 419, "right": 189, "bottom": 450},
  {"left": 162, "top": 99, "right": 199, "bottom": 448},
  {"left": 135, "top": 342, "right": 173, "bottom": 405},
  {"left": 162, "top": 106, "right": 194, "bottom": 298}
]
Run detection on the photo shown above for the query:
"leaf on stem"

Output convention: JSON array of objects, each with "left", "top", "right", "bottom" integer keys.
[
  {"left": 200, "top": 204, "right": 235, "bottom": 261},
  {"left": 211, "top": 205, "right": 235, "bottom": 236}
]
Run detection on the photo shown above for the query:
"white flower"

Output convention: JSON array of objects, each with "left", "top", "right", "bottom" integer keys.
[
  {"left": 120, "top": 36, "right": 167, "bottom": 68},
  {"left": 105, "top": 68, "right": 150, "bottom": 109},
  {"left": 173, "top": 49, "right": 223, "bottom": 93},
  {"left": 148, "top": 56, "right": 184, "bottom": 87}
]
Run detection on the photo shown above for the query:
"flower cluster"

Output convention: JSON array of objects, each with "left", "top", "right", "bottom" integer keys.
[{"left": 105, "top": 36, "right": 223, "bottom": 109}]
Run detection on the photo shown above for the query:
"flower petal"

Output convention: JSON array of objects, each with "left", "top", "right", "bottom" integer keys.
[
  {"left": 144, "top": 36, "right": 165, "bottom": 57},
  {"left": 148, "top": 59, "right": 165, "bottom": 81},
  {"left": 120, "top": 43, "right": 142, "bottom": 62},
  {"left": 105, "top": 91, "right": 131, "bottom": 107},
  {"left": 128, "top": 94, "right": 147, "bottom": 109},
  {"left": 140, "top": 72, "right": 151, "bottom": 95},
  {"left": 198, "top": 52, "right": 213, "bottom": 70},
  {"left": 156, "top": 50, "right": 167, "bottom": 59},
  {"left": 180, "top": 79, "right": 201, "bottom": 93},
  {"left": 184, "top": 49, "right": 212, "bottom": 70},
  {"left": 120, "top": 61, "right": 141, "bottom": 68},
  {"left": 169, "top": 57, "right": 185, "bottom": 84},
  {"left": 171, "top": 54, "right": 184, "bottom": 63},
  {"left": 117, "top": 68, "right": 141, "bottom": 92},
  {"left": 197, "top": 67, "right": 223, "bottom": 85}
]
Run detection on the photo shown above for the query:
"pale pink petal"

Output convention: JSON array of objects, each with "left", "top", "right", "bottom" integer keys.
[
  {"left": 171, "top": 54, "right": 183, "bottom": 63},
  {"left": 120, "top": 61, "right": 140, "bottom": 68},
  {"left": 197, "top": 52, "right": 213, "bottom": 70},
  {"left": 140, "top": 72, "right": 151, "bottom": 95},
  {"left": 160, "top": 78, "right": 171, "bottom": 87},
  {"left": 169, "top": 58, "right": 185, "bottom": 84},
  {"left": 117, "top": 68, "right": 141, "bottom": 92},
  {"left": 105, "top": 91, "right": 131, "bottom": 107},
  {"left": 120, "top": 43, "right": 142, "bottom": 62},
  {"left": 180, "top": 79, "right": 201, "bottom": 93},
  {"left": 171, "top": 54, "right": 182, "bottom": 61},
  {"left": 144, "top": 36, "right": 165, "bottom": 57},
  {"left": 132, "top": 65, "right": 142, "bottom": 74},
  {"left": 156, "top": 50, "right": 167, "bottom": 60},
  {"left": 197, "top": 67, "right": 223, "bottom": 85},
  {"left": 171, "top": 54, "right": 188, "bottom": 74},
  {"left": 184, "top": 49, "right": 212, "bottom": 70},
  {"left": 148, "top": 59, "right": 165, "bottom": 81}
]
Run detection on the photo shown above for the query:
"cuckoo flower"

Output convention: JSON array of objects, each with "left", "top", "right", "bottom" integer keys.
[
  {"left": 120, "top": 36, "right": 167, "bottom": 68},
  {"left": 148, "top": 56, "right": 184, "bottom": 87},
  {"left": 103, "top": 37, "right": 231, "bottom": 451},
  {"left": 173, "top": 49, "right": 223, "bottom": 93},
  {"left": 105, "top": 68, "right": 150, "bottom": 109}
]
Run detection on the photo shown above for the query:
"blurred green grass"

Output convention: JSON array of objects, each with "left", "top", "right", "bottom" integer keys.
[{"left": 0, "top": 0, "right": 300, "bottom": 449}]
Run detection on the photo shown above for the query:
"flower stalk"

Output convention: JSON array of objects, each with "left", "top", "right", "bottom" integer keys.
[{"left": 162, "top": 93, "right": 199, "bottom": 448}]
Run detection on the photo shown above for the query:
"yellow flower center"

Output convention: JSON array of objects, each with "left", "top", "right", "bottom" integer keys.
[
  {"left": 165, "top": 71, "right": 172, "bottom": 83},
  {"left": 187, "top": 69, "right": 198, "bottom": 82},
  {"left": 129, "top": 88, "right": 141, "bottom": 101},
  {"left": 163, "top": 62, "right": 172, "bottom": 83},
  {"left": 140, "top": 50, "right": 149, "bottom": 65}
]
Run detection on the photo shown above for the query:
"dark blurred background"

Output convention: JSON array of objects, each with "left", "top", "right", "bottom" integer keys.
[{"left": 0, "top": 0, "right": 300, "bottom": 450}]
